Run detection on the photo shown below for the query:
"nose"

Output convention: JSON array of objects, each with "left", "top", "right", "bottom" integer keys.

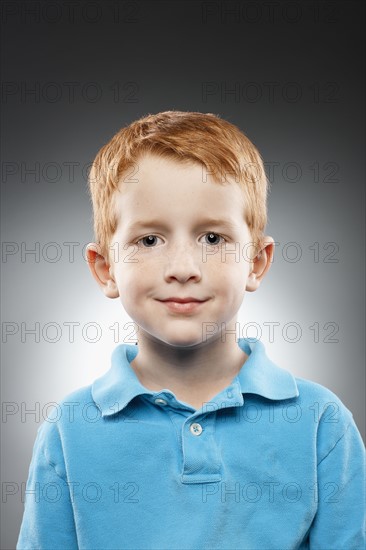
[{"left": 163, "top": 242, "right": 202, "bottom": 283}]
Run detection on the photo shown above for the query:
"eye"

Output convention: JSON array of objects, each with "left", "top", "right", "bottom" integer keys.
[
  {"left": 201, "top": 232, "right": 226, "bottom": 246},
  {"left": 136, "top": 235, "right": 162, "bottom": 248},
  {"left": 135, "top": 232, "right": 226, "bottom": 248}
]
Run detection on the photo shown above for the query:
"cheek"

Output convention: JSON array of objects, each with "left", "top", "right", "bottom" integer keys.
[
  {"left": 215, "top": 257, "right": 249, "bottom": 284},
  {"left": 215, "top": 263, "right": 248, "bottom": 302},
  {"left": 115, "top": 264, "right": 149, "bottom": 307}
]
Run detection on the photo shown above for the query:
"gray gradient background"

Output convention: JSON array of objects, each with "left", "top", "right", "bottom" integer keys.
[{"left": 1, "top": 1, "right": 365, "bottom": 547}]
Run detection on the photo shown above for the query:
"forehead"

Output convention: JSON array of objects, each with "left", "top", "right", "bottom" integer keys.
[{"left": 114, "top": 153, "right": 246, "bottom": 226}]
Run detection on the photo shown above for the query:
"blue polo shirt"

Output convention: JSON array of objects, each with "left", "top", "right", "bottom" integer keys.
[{"left": 17, "top": 338, "right": 365, "bottom": 549}]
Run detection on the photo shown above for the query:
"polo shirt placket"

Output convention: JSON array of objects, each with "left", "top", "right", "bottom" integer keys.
[{"left": 137, "top": 371, "right": 246, "bottom": 485}]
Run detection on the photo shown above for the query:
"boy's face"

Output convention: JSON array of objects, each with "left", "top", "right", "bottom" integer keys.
[{"left": 87, "top": 153, "right": 274, "bottom": 348}]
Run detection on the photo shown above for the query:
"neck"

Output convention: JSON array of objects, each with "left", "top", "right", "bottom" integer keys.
[{"left": 130, "top": 331, "right": 248, "bottom": 410}]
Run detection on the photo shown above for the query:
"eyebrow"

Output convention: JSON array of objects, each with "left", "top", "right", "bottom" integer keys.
[{"left": 126, "top": 218, "right": 240, "bottom": 233}]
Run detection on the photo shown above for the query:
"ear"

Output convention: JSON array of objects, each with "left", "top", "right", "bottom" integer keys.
[
  {"left": 246, "top": 237, "right": 275, "bottom": 292},
  {"left": 85, "top": 243, "right": 119, "bottom": 299}
]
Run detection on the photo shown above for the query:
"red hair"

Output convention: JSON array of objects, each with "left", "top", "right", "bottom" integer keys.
[{"left": 88, "top": 111, "right": 269, "bottom": 263}]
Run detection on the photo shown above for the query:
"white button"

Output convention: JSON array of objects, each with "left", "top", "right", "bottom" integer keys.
[
  {"left": 190, "top": 422, "right": 203, "bottom": 436},
  {"left": 155, "top": 398, "right": 168, "bottom": 406}
]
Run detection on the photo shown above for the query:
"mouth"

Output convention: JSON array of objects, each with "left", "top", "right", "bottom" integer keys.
[{"left": 156, "top": 298, "right": 208, "bottom": 314}]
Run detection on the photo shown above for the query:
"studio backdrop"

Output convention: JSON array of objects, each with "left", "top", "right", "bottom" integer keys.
[{"left": 1, "top": 1, "right": 365, "bottom": 548}]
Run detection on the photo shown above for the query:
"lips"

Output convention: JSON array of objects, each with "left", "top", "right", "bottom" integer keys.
[
  {"left": 159, "top": 297, "right": 206, "bottom": 303},
  {"left": 158, "top": 299, "right": 207, "bottom": 313}
]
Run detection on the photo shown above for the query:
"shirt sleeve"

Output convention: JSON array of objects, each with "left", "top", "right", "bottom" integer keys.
[
  {"left": 16, "top": 422, "right": 78, "bottom": 550},
  {"left": 309, "top": 414, "right": 366, "bottom": 549}
]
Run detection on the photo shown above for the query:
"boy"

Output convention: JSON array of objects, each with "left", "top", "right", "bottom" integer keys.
[{"left": 17, "top": 111, "right": 365, "bottom": 549}]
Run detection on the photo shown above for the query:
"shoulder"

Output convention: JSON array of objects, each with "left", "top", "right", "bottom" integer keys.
[
  {"left": 293, "top": 376, "right": 363, "bottom": 460},
  {"left": 294, "top": 375, "right": 347, "bottom": 400},
  {"left": 31, "top": 384, "right": 96, "bottom": 475},
  {"left": 294, "top": 376, "right": 352, "bottom": 417},
  {"left": 35, "top": 384, "right": 95, "bottom": 446},
  {"left": 293, "top": 375, "right": 354, "bottom": 426},
  {"left": 43, "top": 384, "right": 96, "bottom": 424}
]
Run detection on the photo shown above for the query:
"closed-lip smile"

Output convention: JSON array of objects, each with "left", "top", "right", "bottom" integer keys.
[
  {"left": 157, "top": 297, "right": 209, "bottom": 314},
  {"left": 158, "top": 297, "right": 207, "bottom": 303}
]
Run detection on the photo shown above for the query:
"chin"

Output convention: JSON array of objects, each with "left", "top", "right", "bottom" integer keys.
[{"left": 153, "top": 333, "right": 209, "bottom": 349}]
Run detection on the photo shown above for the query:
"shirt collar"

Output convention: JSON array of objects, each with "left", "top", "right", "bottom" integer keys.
[{"left": 91, "top": 338, "right": 299, "bottom": 417}]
